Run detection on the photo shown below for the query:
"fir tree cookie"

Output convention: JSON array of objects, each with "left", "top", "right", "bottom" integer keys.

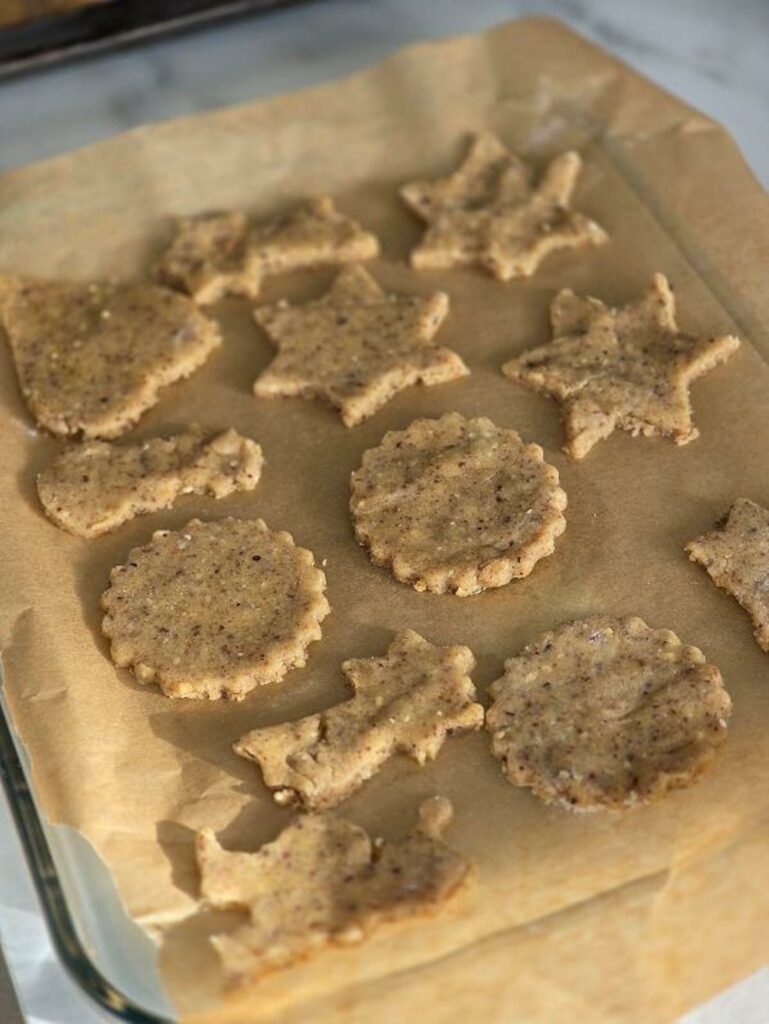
[
  {"left": 235, "top": 630, "right": 483, "bottom": 809},
  {"left": 350, "top": 413, "right": 566, "bottom": 595},
  {"left": 101, "top": 518, "right": 329, "bottom": 699},
  {"left": 401, "top": 131, "right": 607, "bottom": 280},
  {"left": 486, "top": 616, "right": 731, "bottom": 810},
  {"left": 157, "top": 198, "right": 379, "bottom": 304},
  {"left": 196, "top": 796, "right": 469, "bottom": 985},
  {"left": 503, "top": 274, "right": 741, "bottom": 458},
  {"left": 686, "top": 498, "right": 769, "bottom": 652},
  {"left": 0, "top": 275, "right": 221, "bottom": 439},
  {"left": 37, "top": 426, "right": 263, "bottom": 538},
  {"left": 253, "top": 265, "right": 467, "bottom": 427}
]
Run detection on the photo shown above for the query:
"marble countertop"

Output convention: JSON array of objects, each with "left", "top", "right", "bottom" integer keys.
[{"left": 2, "top": 1, "right": 769, "bottom": 1021}]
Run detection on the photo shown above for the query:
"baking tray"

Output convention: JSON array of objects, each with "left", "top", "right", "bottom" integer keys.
[{"left": 0, "top": 0, "right": 308, "bottom": 79}]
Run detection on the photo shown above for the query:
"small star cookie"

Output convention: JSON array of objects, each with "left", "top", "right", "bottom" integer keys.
[
  {"left": 196, "top": 796, "right": 468, "bottom": 985},
  {"left": 686, "top": 498, "right": 769, "bottom": 652},
  {"left": 487, "top": 616, "right": 731, "bottom": 810},
  {"left": 235, "top": 630, "right": 483, "bottom": 810},
  {"left": 400, "top": 131, "right": 607, "bottom": 280},
  {"left": 502, "top": 274, "right": 741, "bottom": 458},
  {"left": 0, "top": 276, "right": 221, "bottom": 439},
  {"left": 253, "top": 265, "right": 467, "bottom": 426},
  {"left": 157, "top": 198, "right": 379, "bottom": 304},
  {"left": 37, "top": 426, "right": 263, "bottom": 538}
]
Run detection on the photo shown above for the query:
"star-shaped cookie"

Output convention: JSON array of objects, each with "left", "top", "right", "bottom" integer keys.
[
  {"left": 502, "top": 274, "right": 741, "bottom": 458},
  {"left": 157, "top": 197, "right": 379, "bottom": 304},
  {"left": 400, "top": 131, "right": 607, "bottom": 280},
  {"left": 253, "top": 265, "right": 468, "bottom": 426}
]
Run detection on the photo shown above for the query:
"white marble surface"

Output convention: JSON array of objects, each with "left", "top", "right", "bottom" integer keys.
[{"left": 2, "top": 1, "right": 769, "bottom": 1021}]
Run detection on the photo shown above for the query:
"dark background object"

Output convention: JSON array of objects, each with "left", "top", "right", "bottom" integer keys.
[{"left": 0, "top": 0, "right": 306, "bottom": 78}]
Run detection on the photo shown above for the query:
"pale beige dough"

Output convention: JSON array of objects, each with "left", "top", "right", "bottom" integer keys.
[
  {"left": 157, "top": 198, "right": 379, "bottom": 304},
  {"left": 486, "top": 615, "right": 731, "bottom": 810},
  {"left": 37, "top": 426, "right": 263, "bottom": 538},
  {"left": 101, "top": 518, "right": 329, "bottom": 700},
  {"left": 401, "top": 131, "right": 607, "bottom": 280},
  {"left": 196, "top": 796, "right": 469, "bottom": 986},
  {"left": 253, "top": 265, "right": 467, "bottom": 427},
  {"left": 235, "top": 630, "right": 483, "bottom": 809},
  {"left": 350, "top": 412, "right": 567, "bottom": 596},
  {"left": 0, "top": 275, "right": 221, "bottom": 439},
  {"left": 502, "top": 274, "right": 741, "bottom": 459},
  {"left": 686, "top": 498, "right": 769, "bottom": 652}
]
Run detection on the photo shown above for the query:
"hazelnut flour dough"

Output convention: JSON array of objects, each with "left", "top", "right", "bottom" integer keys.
[
  {"left": 0, "top": 275, "right": 221, "bottom": 439},
  {"left": 503, "top": 274, "right": 741, "bottom": 459},
  {"left": 235, "top": 630, "right": 483, "bottom": 810},
  {"left": 253, "top": 265, "right": 467, "bottom": 427},
  {"left": 157, "top": 197, "right": 379, "bottom": 304},
  {"left": 350, "top": 412, "right": 567, "bottom": 595},
  {"left": 486, "top": 616, "right": 732, "bottom": 810},
  {"left": 686, "top": 498, "right": 769, "bottom": 652},
  {"left": 37, "top": 426, "right": 263, "bottom": 538},
  {"left": 196, "top": 796, "right": 469, "bottom": 986},
  {"left": 400, "top": 131, "right": 607, "bottom": 280},
  {"left": 101, "top": 518, "right": 330, "bottom": 699}
]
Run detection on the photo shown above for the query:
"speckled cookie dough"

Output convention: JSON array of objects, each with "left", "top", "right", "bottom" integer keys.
[
  {"left": 196, "top": 796, "right": 469, "bottom": 986},
  {"left": 156, "top": 211, "right": 254, "bottom": 305},
  {"left": 502, "top": 274, "right": 741, "bottom": 459},
  {"left": 486, "top": 615, "right": 731, "bottom": 810},
  {"left": 350, "top": 413, "right": 566, "bottom": 596},
  {"left": 686, "top": 498, "right": 769, "bottom": 652},
  {"left": 253, "top": 265, "right": 467, "bottom": 427},
  {"left": 101, "top": 517, "right": 329, "bottom": 700},
  {"left": 37, "top": 427, "right": 263, "bottom": 538},
  {"left": 400, "top": 131, "right": 607, "bottom": 280},
  {"left": 235, "top": 630, "right": 483, "bottom": 810},
  {"left": 0, "top": 275, "right": 221, "bottom": 439}
]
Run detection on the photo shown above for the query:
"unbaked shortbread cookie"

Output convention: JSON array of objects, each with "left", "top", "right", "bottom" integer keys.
[
  {"left": 37, "top": 426, "right": 263, "bottom": 538},
  {"left": 350, "top": 413, "right": 566, "bottom": 596},
  {"left": 253, "top": 265, "right": 467, "bottom": 427},
  {"left": 686, "top": 498, "right": 769, "bottom": 652},
  {"left": 196, "top": 796, "right": 469, "bottom": 985},
  {"left": 486, "top": 615, "right": 731, "bottom": 810},
  {"left": 101, "top": 518, "right": 329, "bottom": 699},
  {"left": 400, "top": 131, "right": 607, "bottom": 280},
  {"left": 0, "top": 275, "right": 221, "bottom": 438},
  {"left": 502, "top": 274, "right": 741, "bottom": 459},
  {"left": 157, "top": 198, "right": 379, "bottom": 304},
  {"left": 235, "top": 630, "right": 483, "bottom": 809}
]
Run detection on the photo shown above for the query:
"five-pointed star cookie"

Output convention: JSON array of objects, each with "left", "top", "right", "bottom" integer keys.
[
  {"left": 235, "top": 629, "right": 483, "bottom": 810},
  {"left": 252, "top": 264, "right": 468, "bottom": 426},
  {"left": 157, "top": 198, "right": 379, "bottom": 304},
  {"left": 400, "top": 131, "right": 607, "bottom": 280},
  {"left": 502, "top": 274, "right": 741, "bottom": 458},
  {"left": 686, "top": 498, "right": 769, "bottom": 652}
]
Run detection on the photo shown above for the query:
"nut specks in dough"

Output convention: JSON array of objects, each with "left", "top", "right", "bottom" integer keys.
[
  {"left": 101, "top": 518, "right": 329, "bottom": 700},
  {"left": 37, "top": 426, "right": 263, "bottom": 538},
  {"left": 253, "top": 265, "right": 467, "bottom": 427},
  {"left": 0, "top": 275, "right": 221, "bottom": 438},
  {"left": 486, "top": 616, "right": 731, "bottom": 810},
  {"left": 502, "top": 274, "right": 741, "bottom": 459},
  {"left": 400, "top": 131, "right": 607, "bottom": 280},
  {"left": 157, "top": 198, "right": 379, "bottom": 304},
  {"left": 350, "top": 413, "right": 566, "bottom": 595},
  {"left": 196, "top": 796, "right": 469, "bottom": 986},
  {"left": 686, "top": 498, "right": 769, "bottom": 652},
  {"left": 235, "top": 630, "right": 483, "bottom": 810}
]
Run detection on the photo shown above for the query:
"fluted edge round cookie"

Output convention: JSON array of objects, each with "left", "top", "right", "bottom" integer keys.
[
  {"left": 349, "top": 413, "right": 567, "bottom": 596},
  {"left": 101, "top": 518, "right": 330, "bottom": 700},
  {"left": 486, "top": 615, "right": 731, "bottom": 810}
]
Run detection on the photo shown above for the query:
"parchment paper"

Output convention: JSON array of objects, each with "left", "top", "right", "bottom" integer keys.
[{"left": 2, "top": 17, "right": 769, "bottom": 1023}]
